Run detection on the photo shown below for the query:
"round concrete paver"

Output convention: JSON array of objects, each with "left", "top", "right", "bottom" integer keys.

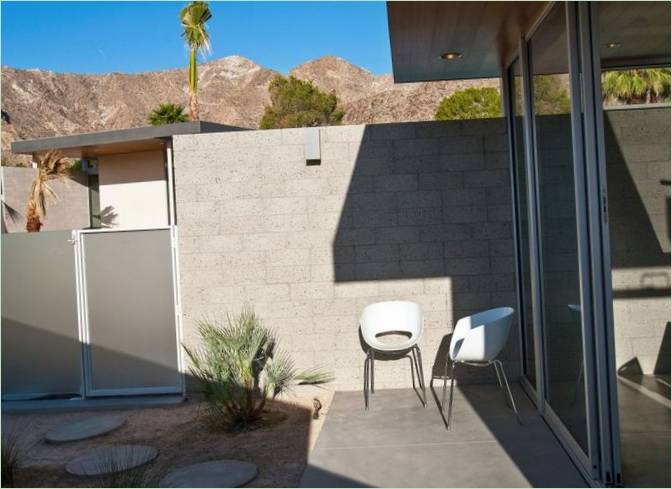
[
  {"left": 159, "top": 460, "right": 258, "bottom": 488},
  {"left": 66, "top": 444, "right": 158, "bottom": 476},
  {"left": 45, "top": 415, "right": 126, "bottom": 444}
]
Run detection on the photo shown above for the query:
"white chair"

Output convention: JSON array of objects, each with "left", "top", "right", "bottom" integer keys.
[
  {"left": 360, "top": 300, "right": 427, "bottom": 409},
  {"left": 441, "top": 307, "right": 520, "bottom": 427}
]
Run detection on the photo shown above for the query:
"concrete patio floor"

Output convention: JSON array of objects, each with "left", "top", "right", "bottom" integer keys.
[{"left": 300, "top": 384, "right": 586, "bottom": 488}]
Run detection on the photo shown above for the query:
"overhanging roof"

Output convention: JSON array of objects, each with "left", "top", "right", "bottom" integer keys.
[
  {"left": 387, "top": 1, "right": 547, "bottom": 82},
  {"left": 11, "top": 121, "right": 244, "bottom": 158}
]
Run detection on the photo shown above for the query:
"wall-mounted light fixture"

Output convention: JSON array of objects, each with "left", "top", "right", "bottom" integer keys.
[
  {"left": 440, "top": 52, "right": 462, "bottom": 61},
  {"left": 304, "top": 127, "right": 321, "bottom": 166},
  {"left": 606, "top": 42, "right": 621, "bottom": 49}
]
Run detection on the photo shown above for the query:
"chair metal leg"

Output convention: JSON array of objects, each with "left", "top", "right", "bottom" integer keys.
[
  {"left": 493, "top": 360, "right": 504, "bottom": 389},
  {"left": 370, "top": 349, "right": 375, "bottom": 394},
  {"left": 493, "top": 361, "right": 510, "bottom": 408},
  {"left": 495, "top": 360, "right": 521, "bottom": 424},
  {"left": 414, "top": 346, "right": 427, "bottom": 407},
  {"left": 447, "top": 361, "right": 456, "bottom": 429},
  {"left": 364, "top": 352, "right": 370, "bottom": 410},
  {"left": 441, "top": 355, "right": 450, "bottom": 413},
  {"left": 408, "top": 354, "right": 417, "bottom": 390}
]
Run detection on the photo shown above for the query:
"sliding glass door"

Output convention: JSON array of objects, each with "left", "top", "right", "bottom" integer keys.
[{"left": 506, "top": 2, "right": 623, "bottom": 485}]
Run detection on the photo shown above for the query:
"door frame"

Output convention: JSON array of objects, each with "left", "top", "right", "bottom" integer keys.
[
  {"left": 73, "top": 226, "right": 185, "bottom": 397},
  {"left": 577, "top": 2, "right": 623, "bottom": 484}
]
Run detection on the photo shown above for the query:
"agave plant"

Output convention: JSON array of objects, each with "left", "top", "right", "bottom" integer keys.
[
  {"left": 25, "top": 150, "right": 72, "bottom": 232},
  {"left": 148, "top": 103, "right": 189, "bottom": 126},
  {"left": 184, "top": 306, "right": 333, "bottom": 427}
]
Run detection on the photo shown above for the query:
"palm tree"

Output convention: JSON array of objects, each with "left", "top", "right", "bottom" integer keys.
[
  {"left": 602, "top": 68, "right": 671, "bottom": 104},
  {"left": 179, "top": 1, "right": 212, "bottom": 121},
  {"left": 148, "top": 103, "right": 189, "bottom": 126},
  {"left": 25, "top": 151, "right": 72, "bottom": 232}
]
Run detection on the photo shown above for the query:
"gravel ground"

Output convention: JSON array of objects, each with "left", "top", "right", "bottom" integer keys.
[{"left": 2, "top": 387, "right": 334, "bottom": 488}]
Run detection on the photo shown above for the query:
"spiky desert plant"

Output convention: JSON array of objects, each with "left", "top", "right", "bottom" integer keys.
[
  {"left": 1, "top": 432, "right": 23, "bottom": 487},
  {"left": 184, "top": 305, "right": 333, "bottom": 427},
  {"left": 25, "top": 150, "right": 72, "bottom": 232},
  {"left": 179, "top": 1, "right": 212, "bottom": 121},
  {"left": 148, "top": 103, "right": 189, "bottom": 126}
]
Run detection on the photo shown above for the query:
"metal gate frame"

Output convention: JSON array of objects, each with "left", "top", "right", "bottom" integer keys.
[{"left": 73, "top": 225, "right": 185, "bottom": 398}]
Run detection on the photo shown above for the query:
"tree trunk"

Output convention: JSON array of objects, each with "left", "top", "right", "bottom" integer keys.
[
  {"left": 25, "top": 200, "right": 42, "bottom": 232},
  {"left": 190, "top": 91, "right": 199, "bottom": 121}
]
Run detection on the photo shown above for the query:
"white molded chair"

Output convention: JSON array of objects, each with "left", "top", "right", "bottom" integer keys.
[
  {"left": 442, "top": 307, "right": 520, "bottom": 427},
  {"left": 360, "top": 301, "right": 427, "bottom": 409}
]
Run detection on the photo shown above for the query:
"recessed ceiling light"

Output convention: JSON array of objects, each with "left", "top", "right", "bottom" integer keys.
[
  {"left": 440, "top": 52, "right": 462, "bottom": 61},
  {"left": 606, "top": 42, "right": 621, "bottom": 48}
]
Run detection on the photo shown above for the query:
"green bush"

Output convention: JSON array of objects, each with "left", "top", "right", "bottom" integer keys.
[
  {"left": 147, "top": 103, "right": 189, "bottom": 126},
  {"left": 259, "top": 75, "right": 345, "bottom": 129},
  {"left": 435, "top": 87, "right": 502, "bottom": 121},
  {"left": 184, "top": 305, "right": 333, "bottom": 428}
]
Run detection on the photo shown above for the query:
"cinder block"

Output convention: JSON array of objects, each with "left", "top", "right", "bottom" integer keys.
[
  {"left": 463, "top": 169, "right": 510, "bottom": 188},
  {"left": 266, "top": 265, "right": 310, "bottom": 284},
  {"left": 290, "top": 282, "right": 334, "bottom": 300},
  {"left": 397, "top": 190, "right": 442, "bottom": 209},
  {"left": 398, "top": 207, "right": 442, "bottom": 226},
  {"left": 400, "top": 242, "right": 443, "bottom": 261},
  {"left": 374, "top": 174, "right": 418, "bottom": 192}
]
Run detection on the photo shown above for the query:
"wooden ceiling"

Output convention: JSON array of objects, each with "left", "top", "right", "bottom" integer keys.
[{"left": 387, "top": 1, "right": 548, "bottom": 82}]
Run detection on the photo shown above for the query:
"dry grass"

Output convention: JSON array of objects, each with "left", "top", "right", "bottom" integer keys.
[
  {"left": 2, "top": 430, "right": 23, "bottom": 487},
  {"left": 3, "top": 388, "right": 333, "bottom": 488}
]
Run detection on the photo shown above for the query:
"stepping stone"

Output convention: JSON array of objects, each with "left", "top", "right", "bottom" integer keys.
[
  {"left": 159, "top": 460, "right": 258, "bottom": 488},
  {"left": 66, "top": 444, "right": 158, "bottom": 476},
  {"left": 45, "top": 415, "right": 126, "bottom": 444}
]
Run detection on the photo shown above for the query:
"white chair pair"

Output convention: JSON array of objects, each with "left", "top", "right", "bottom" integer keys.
[{"left": 360, "top": 301, "right": 519, "bottom": 427}]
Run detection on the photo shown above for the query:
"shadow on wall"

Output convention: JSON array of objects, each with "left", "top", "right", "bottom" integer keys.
[
  {"left": 330, "top": 119, "right": 519, "bottom": 385},
  {"left": 603, "top": 110, "right": 671, "bottom": 375}
]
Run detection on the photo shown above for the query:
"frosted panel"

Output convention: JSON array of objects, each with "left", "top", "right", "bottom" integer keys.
[
  {"left": 1, "top": 231, "right": 82, "bottom": 398},
  {"left": 82, "top": 229, "right": 180, "bottom": 392}
]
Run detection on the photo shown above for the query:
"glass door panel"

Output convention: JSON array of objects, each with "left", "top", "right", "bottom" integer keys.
[{"left": 529, "top": 3, "right": 589, "bottom": 454}]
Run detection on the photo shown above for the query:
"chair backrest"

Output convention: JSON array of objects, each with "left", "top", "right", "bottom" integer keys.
[
  {"left": 360, "top": 301, "right": 423, "bottom": 348},
  {"left": 449, "top": 307, "right": 514, "bottom": 362}
]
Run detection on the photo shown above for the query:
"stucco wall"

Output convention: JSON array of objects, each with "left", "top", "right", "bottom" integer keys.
[
  {"left": 173, "top": 120, "right": 518, "bottom": 391},
  {"left": 1, "top": 166, "right": 89, "bottom": 233},
  {"left": 98, "top": 150, "right": 169, "bottom": 230},
  {"left": 605, "top": 107, "right": 670, "bottom": 374}
]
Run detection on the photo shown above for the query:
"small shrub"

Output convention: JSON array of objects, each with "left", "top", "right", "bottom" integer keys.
[
  {"left": 2, "top": 432, "right": 23, "bottom": 487},
  {"left": 185, "top": 305, "right": 333, "bottom": 428},
  {"left": 435, "top": 87, "right": 502, "bottom": 121},
  {"left": 259, "top": 75, "right": 344, "bottom": 129},
  {"left": 147, "top": 103, "right": 189, "bottom": 126}
]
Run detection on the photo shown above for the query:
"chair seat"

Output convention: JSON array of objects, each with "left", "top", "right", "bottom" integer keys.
[{"left": 367, "top": 336, "right": 419, "bottom": 353}]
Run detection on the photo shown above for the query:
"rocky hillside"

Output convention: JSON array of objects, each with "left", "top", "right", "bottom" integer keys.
[{"left": 1, "top": 55, "right": 497, "bottom": 163}]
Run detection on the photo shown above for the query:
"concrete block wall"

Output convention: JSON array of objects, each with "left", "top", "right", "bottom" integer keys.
[
  {"left": 1, "top": 167, "right": 89, "bottom": 233},
  {"left": 173, "top": 119, "right": 519, "bottom": 391}
]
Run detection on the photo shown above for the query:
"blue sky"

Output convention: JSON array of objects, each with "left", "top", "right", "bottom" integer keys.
[{"left": 1, "top": 1, "right": 392, "bottom": 74}]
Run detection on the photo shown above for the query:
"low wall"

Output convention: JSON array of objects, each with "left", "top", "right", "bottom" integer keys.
[
  {"left": 173, "top": 119, "right": 518, "bottom": 391},
  {"left": 1, "top": 166, "right": 89, "bottom": 233}
]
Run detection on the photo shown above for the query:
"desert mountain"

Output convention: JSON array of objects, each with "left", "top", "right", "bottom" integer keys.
[{"left": 1, "top": 55, "right": 497, "bottom": 163}]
